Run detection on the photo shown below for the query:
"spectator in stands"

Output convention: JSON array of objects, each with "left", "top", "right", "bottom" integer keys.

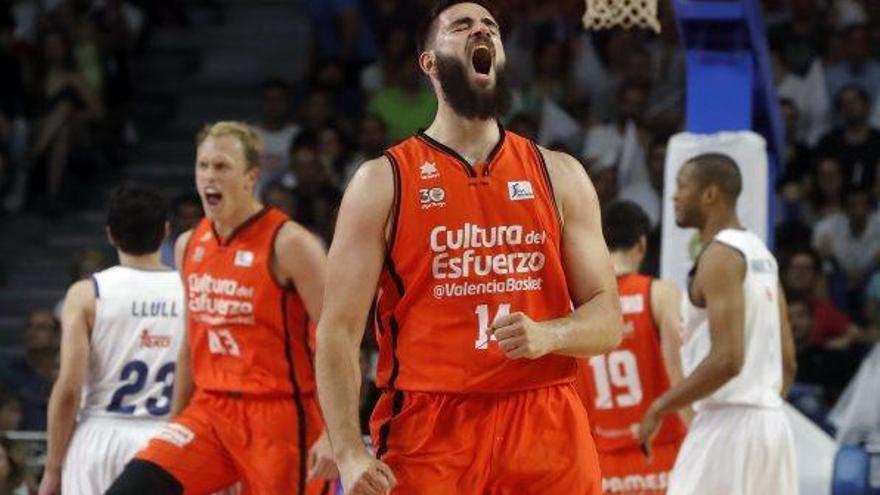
[
  {"left": 159, "top": 193, "right": 203, "bottom": 268},
  {"left": 287, "top": 130, "right": 340, "bottom": 242},
  {"left": 15, "top": 28, "right": 104, "bottom": 216},
  {"left": 0, "top": 435, "right": 27, "bottom": 495},
  {"left": 367, "top": 58, "right": 436, "bottom": 142},
  {"left": 507, "top": 112, "right": 539, "bottom": 142},
  {"left": 513, "top": 39, "right": 571, "bottom": 116},
  {"left": 342, "top": 114, "right": 387, "bottom": 183},
  {"left": 813, "top": 187, "right": 880, "bottom": 294},
  {"left": 316, "top": 125, "right": 349, "bottom": 185},
  {"left": 298, "top": 89, "right": 337, "bottom": 133},
  {"left": 0, "top": 386, "right": 21, "bottom": 431},
  {"left": 0, "top": 311, "right": 60, "bottom": 431},
  {"left": 0, "top": 10, "right": 26, "bottom": 211},
  {"left": 825, "top": 24, "right": 880, "bottom": 105},
  {"left": 786, "top": 295, "right": 863, "bottom": 407},
  {"left": 305, "top": 0, "right": 377, "bottom": 68},
  {"left": 311, "top": 57, "right": 363, "bottom": 118},
  {"left": 255, "top": 78, "right": 300, "bottom": 194},
  {"left": 582, "top": 80, "right": 650, "bottom": 169},
  {"left": 360, "top": 27, "right": 412, "bottom": 94},
  {"left": 783, "top": 247, "right": 860, "bottom": 344},
  {"left": 261, "top": 179, "right": 298, "bottom": 220},
  {"left": 92, "top": 0, "right": 143, "bottom": 151},
  {"left": 804, "top": 155, "right": 847, "bottom": 222},
  {"left": 768, "top": 0, "right": 828, "bottom": 76},
  {"left": 780, "top": 98, "right": 811, "bottom": 181},
  {"left": 816, "top": 85, "right": 880, "bottom": 189}
]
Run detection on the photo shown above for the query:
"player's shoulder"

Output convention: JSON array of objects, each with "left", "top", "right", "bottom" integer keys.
[
  {"left": 175, "top": 229, "right": 195, "bottom": 252},
  {"left": 696, "top": 241, "right": 747, "bottom": 280},
  {"left": 342, "top": 155, "right": 395, "bottom": 213},
  {"left": 534, "top": 145, "right": 587, "bottom": 178},
  {"left": 65, "top": 278, "right": 97, "bottom": 310},
  {"left": 533, "top": 145, "right": 596, "bottom": 213},
  {"left": 350, "top": 155, "right": 394, "bottom": 186},
  {"left": 274, "top": 220, "right": 325, "bottom": 254}
]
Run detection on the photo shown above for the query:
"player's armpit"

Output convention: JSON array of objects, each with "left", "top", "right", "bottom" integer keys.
[
  {"left": 537, "top": 148, "right": 623, "bottom": 357},
  {"left": 273, "top": 223, "right": 328, "bottom": 322},
  {"left": 316, "top": 156, "right": 394, "bottom": 462}
]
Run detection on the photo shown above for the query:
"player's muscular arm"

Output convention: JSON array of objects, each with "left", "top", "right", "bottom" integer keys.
[
  {"left": 316, "top": 157, "right": 396, "bottom": 495},
  {"left": 778, "top": 284, "right": 797, "bottom": 398},
  {"left": 638, "top": 244, "right": 745, "bottom": 454},
  {"left": 40, "top": 280, "right": 95, "bottom": 495},
  {"left": 651, "top": 280, "right": 684, "bottom": 386},
  {"left": 272, "top": 223, "right": 338, "bottom": 481},
  {"left": 273, "top": 223, "right": 327, "bottom": 322},
  {"left": 171, "top": 230, "right": 194, "bottom": 416},
  {"left": 651, "top": 280, "right": 693, "bottom": 425},
  {"left": 493, "top": 149, "right": 623, "bottom": 359}
]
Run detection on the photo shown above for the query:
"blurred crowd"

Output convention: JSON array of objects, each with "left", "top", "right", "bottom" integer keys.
[
  {"left": 0, "top": 0, "right": 189, "bottom": 218},
  {"left": 1, "top": 1, "right": 880, "bottom": 481}
]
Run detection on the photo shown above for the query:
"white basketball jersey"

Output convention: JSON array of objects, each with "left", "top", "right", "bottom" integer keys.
[
  {"left": 81, "top": 266, "right": 184, "bottom": 420},
  {"left": 680, "top": 229, "right": 784, "bottom": 411}
]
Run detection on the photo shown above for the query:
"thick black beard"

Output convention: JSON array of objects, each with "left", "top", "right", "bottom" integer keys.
[{"left": 435, "top": 53, "right": 511, "bottom": 120}]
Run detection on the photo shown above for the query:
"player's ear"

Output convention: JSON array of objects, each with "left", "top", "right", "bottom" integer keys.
[
  {"left": 105, "top": 226, "right": 116, "bottom": 248},
  {"left": 637, "top": 235, "right": 648, "bottom": 256},
  {"left": 419, "top": 50, "right": 435, "bottom": 75}
]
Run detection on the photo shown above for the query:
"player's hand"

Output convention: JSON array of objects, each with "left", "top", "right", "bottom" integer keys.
[
  {"left": 308, "top": 431, "right": 339, "bottom": 481},
  {"left": 637, "top": 403, "right": 662, "bottom": 462},
  {"left": 490, "top": 312, "right": 551, "bottom": 359},
  {"left": 339, "top": 450, "right": 396, "bottom": 495},
  {"left": 37, "top": 468, "right": 61, "bottom": 495}
]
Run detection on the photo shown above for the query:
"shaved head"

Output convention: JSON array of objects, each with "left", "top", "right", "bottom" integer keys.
[{"left": 685, "top": 153, "right": 742, "bottom": 202}]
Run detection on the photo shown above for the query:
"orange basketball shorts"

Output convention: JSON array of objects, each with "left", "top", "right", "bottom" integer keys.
[
  {"left": 370, "top": 383, "right": 602, "bottom": 495},
  {"left": 598, "top": 442, "right": 681, "bottom": 495},
  {"left": 135, "top": 390, "right": 332, "bottom": 495}
]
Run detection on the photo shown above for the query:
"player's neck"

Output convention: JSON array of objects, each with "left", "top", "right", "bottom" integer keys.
[
  {"left": 424, "top": 107, "right": 500, "bottom": 165},
  {"left": 611, "top": 251, "right": 641, "bottom": 275},
  {"left": 699, "top": 209, "right": 742, "bottom": 244},
  {"left": 118, "top": 251, "right": 166, "bottom": 271},
  {"left": 212, "top": 200, "right": 264, "bottom": 241}
]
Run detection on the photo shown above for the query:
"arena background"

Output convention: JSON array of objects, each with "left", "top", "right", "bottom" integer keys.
[{"left": 0, "top": 0, "right": 879, "bottom": 493}]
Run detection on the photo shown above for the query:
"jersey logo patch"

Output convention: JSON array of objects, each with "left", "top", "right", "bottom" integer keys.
[
  {"left": 419, "top": 187, "right": 446, "bottom": 209},
  {"left": 234, "top": 250, "right": 254, "bottom": 267},
  {"left": 508, "top": 181, "right": 534, "bottom": 201},
  {"left": 620, "top": 294, "right": 645, "bottom": 315},
  {"left": 156, "top": 423, "right": 195, "bottom": 448},
  {"left": 140, "top": 329, "right": 173, "bottom": 348},
  {"left": 420, "top": 161, "right": 439, "bottom": 180},
  {"left": 192, "top": 246, "right": 205, "bottom": 263},
  {"left": 199, "top": 231, "right": 211, "bottom": 242}
]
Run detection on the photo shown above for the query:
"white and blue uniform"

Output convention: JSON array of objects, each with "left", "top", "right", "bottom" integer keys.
[
  {"left": 62, "top": 266, "right": 183, "bottom": 495},
  {"left": 669, "top": 229, "right": 798, "bottom": 495}
]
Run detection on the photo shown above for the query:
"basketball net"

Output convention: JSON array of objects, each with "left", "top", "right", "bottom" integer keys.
[{"left": 582, "top": 0, "right": 661, "bottom": 32}]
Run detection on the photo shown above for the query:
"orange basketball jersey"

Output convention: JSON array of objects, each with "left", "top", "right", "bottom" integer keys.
[
  {"left": 375, "top": 125, "right": 576, "bottom": 393},
  {"left": 578, "top": 274, "right": 686, "bottom": 452},
  {"left": 182, "top": 208, "right": 315, "bottom": 396}
]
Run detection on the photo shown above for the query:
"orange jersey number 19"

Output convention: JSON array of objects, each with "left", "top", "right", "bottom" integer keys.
[{"left": 589, "top": 350, "right": 643, "bottom": 409}]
